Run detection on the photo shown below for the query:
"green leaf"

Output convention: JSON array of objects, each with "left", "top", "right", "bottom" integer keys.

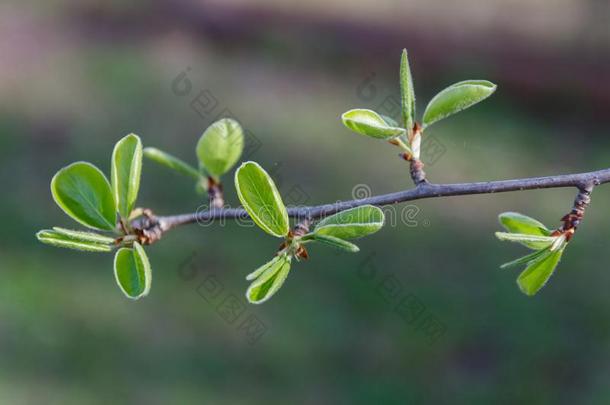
[
  {"left": 499, "top": 212, "right": 551, "bottom": 236},
  {"left": 422, "top": 80, "right": 496, "bottom": 128},
  {"left": 494, "top": 232, "right": 555, "bottom": 243},
  {"left": 495, "top": 232, "right": 556, "bottom": 249},
  {"left": 498, "top": 212, "right": 552, "bottom": 249},
  {"left": 399, "top": 49, "right": 415, "bottom": 132},
  {"left": 197, "top": 118, "right": 244, "bottom": 177},
  {"left": 51, "top": 227, "right": 116, "bottom": 244},
  {"left": 143, "top": 147, "right": 201, "bottom": 180},
  {"left": 246, "top": 254, "right": 283, "bottom": 281},
  {"left": 341, "top": 109, "right": 406, "bottom": 139},
  {"left": 113, "top": 242, "right": 152, "bottom": 300},
  {"left": 314, "top": 205, "right": 384, "bottom": 240},
  {"left": 500, "top": 248, "right": 550, "bottom": 269},
  {"left": 36, "top": 229, "right": 114, "bottom": 252},
  {"left": 517, "top": 247, "right": 565, "bottom": 296},
  {"left": 246, "top": 254, "right": 291, "bottom": 304},
  {"left": 111, "top": 134, "right": 143, "bottom": 219},
  {"left": 310, "top": 234, "right": 360, "bottom": 253},
  {"left": 495, "top": 231, "right": 556, "bottom": 250},
  {"left": 235, "top": 161, "right": 289, "bottom": 237},
  {"left": 51, "top": 162, "right": 117, "bottom": 231}
]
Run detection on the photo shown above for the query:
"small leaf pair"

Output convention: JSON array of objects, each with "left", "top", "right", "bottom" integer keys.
[
  {"left": 341, "top": 50, "right": 414, "bottom": 144},
  {"left": 37, "top": 134, "right": 152, "bottom": 300},
  {"left": 495, "top": 212, "right": 568, "bottom": 296},
  {"left": 114, "top": 242, "right": 152, "bottom": 299},
  {"left": 144, "top": 118, "right": 244, "bottom": 194},
  {"left": 341, "top": 49, "right": 496, "bottom": 158},
  {"left": 48, "top": 133, "right": 142, "bottom": 231},
  {"left": 235, "top": 161, "right": 385, "bottom": 304},
  {"left": 299, "top": 205, "right": 385, "bottom": 253}
]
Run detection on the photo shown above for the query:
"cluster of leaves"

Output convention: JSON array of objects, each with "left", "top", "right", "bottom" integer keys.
[
  {"left": 37, "top": 134, "right": 152, "bottom": 299},
  {"left": 36, "top": 117, "right": 246, "bottom": 301},
  {"left": 36, "top": 117, "right": 385, "bottom": 304},
  {"left": 341, "top": 49, "right": 496, "bottom": 158},
  {"left": 235, "top": 161, "right": 385, "bottom": 303},
  {"left": 37, "top": 49, "right": 571, "bottom": 302},
  {"left": 143, "top": 119, "right": 387, "bottom": 303},
  {"left": 340, "top": 50, "right": 569, "bottom": 297},
  {"left": 495, "top": 212, "right": 568, "bottom": 295},
  {"left": 143, "top": 118, "right": 244, "bottom": 195}
]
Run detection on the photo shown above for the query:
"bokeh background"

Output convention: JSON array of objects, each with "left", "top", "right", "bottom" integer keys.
[{"left": 1, "top": 0, "right": 610, "bottom": 403}]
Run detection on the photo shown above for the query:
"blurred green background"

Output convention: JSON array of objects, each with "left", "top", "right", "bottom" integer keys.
[{"left": 1, "top": 0, "right": 610, "bottom": 403}]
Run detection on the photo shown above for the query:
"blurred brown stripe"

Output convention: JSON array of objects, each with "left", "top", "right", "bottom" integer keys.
[{"left": 71, "top": 0, "right": 610, "bottom": 119}]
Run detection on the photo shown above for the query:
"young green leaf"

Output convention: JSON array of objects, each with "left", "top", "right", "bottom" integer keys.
[
  {"left": 143, "top": 147, "right": 201, "bottom": 180},
  {"left": 498, "top": 212, "right": 551, "bottom": 236},
  {"left": 235, "top": 161, "right": 289, "bottom": 237},
  {"left": 36, "top": 229, "right": 114, "bottom": 252},
  {"left": 51, "top": 162, "right": 117, "bottom": 231},
  {"left": 500, "top": 248, "right": 550, "bottom": 270},
  {"left": 495, "top": 231, "right": 557, "bottom": 250},
  {"left": 495, "top": 232, "right": 556, "bottom": 250},
  {"left": 246, "top": 254, "right": 292, "bottom": 304},
  {"left": 51, "top": 227, "right": 116, "bottom": 244},
  {"left": 111, "top": 134, "right": 143, "bottom": 220},
  {"left": 310, "top": 234, "right": 360, "bottom": 253},
  {"left": 341, "top": 109, "right": 406, "bottom": 139},
  {"left": 399, "top": 49, "right": 415, "bottom": 132},
  {"left": 113, "top": 242, "right": 152, "bottom": 300},
  {"left": 246, "top": 254, "right": 283, "bottom": 281},
  {"left": 197, "top": 118, "right": 244, "bottom": 178},
  {"left": 314, "top": 205, "right": 384, "bottom": 240},
  {"left": 422, "top": 80, "right": 496, "bottom": 128},
  {"left": 517, "top": 246, "right": 565, "bottom": 296}
]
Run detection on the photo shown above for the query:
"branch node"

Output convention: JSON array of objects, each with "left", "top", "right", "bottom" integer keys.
[
  {"left": 410, "top": 158, "right": 428, "bottom": 185},
  {"left": 131, "top": 209, "right": 163, "bottom": 245},
  {"left": 292, "top": 218, "right": 311, "bottom": 237},
  {"left": 558, "top": 186, "right": 594, "bottom": 240},
  {"left": 207, "top": 177, "right": 225, "bottom": 209}
]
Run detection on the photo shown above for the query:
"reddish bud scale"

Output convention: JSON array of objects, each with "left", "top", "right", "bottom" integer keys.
[
  {"left": 132, "top": 209, "right": 163, "bottom": 245},
  {"left": 556, "top": 188, "right": 592, "bottom": 241}
]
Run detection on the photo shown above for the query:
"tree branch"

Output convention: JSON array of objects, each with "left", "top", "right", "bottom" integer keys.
[{"left": 138, "top": 167, "right": 610, "bottom": 236}]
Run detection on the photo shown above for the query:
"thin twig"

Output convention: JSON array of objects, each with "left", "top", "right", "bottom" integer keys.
[{"left": 144, "top": 167, "right": 610, "bottom": 234}]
